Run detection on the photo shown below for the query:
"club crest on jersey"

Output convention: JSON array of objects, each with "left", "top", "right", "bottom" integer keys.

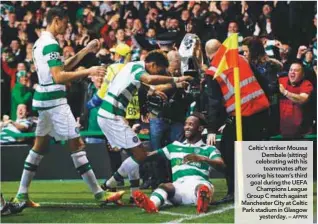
[
  {"left": 194, "top": 148, "right": 200, "bottom": 154},
  {"left": 49, "top": 52, "right": 59, "bottom": 60},
  {"left": 132, "top": 136, "right": 139, "bottom": 143}
]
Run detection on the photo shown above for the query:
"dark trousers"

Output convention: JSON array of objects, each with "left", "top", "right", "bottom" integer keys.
[
  {"left": 220, "top": 110, "right": 268, "bottom": 195},
  {"left": 148, "top": 118, "right": 184, "bottom": 184}
]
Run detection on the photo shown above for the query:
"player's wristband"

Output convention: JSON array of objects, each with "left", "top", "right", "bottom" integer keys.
[{"left": 148, "top": 85, "right": 155, "bottom": 95}]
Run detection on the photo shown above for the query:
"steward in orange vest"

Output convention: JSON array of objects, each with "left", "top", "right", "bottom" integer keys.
[{"left": 206, "top": 55, "right": 270, "bottom": 116}]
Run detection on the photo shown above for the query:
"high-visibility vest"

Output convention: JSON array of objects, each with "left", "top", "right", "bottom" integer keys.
[
  {"left": 206, "top": 56, "right": 270, "bottom": 116},
  {"left": 97, "top": 62, "right": 140, "bottom": 120},
  {"left": 97, "top": 63, "right": 125, "bottom": 99}
]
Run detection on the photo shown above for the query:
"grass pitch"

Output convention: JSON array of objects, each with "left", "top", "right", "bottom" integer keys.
[
  {"left": 1, "top": 179, "right": 235, "bottom": 223},
  {"left": 1, "top": 179, "right": 316, "bottom": 223}
]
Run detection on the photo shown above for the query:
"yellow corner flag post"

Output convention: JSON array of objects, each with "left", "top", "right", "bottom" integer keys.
[{"left": 234, "top": 67, "right": 242, "bottom": 141}]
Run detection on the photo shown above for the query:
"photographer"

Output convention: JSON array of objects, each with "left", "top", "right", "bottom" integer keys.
[{"left": 141, "top": 50, "right": 192, "bottom": 189}]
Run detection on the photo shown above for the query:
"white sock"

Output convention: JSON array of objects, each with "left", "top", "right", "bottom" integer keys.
[
  {"left": 107, "top": 156, "right": 139, "bottom": 188},
  {"left": 106, "top": 176, "right": 118, "bottom": 188},
  {"left": 71, "top": 151, "right": 103, "bottom": 195},
  {"left": 1, "top": 194, "right": 6, "bottom": 210},
  {"left": 18, "top": 150, "right": 43, "bottom": 194},
  {"left": 150, "top": 188, "right": 168, "bottom": 208}
]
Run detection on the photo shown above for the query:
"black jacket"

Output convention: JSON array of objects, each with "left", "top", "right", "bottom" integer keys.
[{"left": 205, "top": 76, "right": 227, "bottom": 134}]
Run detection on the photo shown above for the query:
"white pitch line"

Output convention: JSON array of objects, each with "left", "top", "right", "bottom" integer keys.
[
  {"left": 38, "top": 201, "right": 233, "bottom": 222},
  {"left": 159, "top": 211, "right": 190, "bottom": 217},
  {"left": 40, "top": 202, "right": 189, "bottom": 217},
  {"left": 39, "top": 202, "right": 97, "bottom": 206},
  {"left": 165, "top": 204, "right": 234, "bottom": 223}
]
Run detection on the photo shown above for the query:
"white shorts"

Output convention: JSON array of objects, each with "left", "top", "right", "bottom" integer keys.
[
  {"left": 97, "top": 116, "right": 141, "bottom": 149},
  {"left": 171, "top": 178, "right": 214, "bottom": 205},
  {"left": 35, "top": 104, "right": 80, "bottom": 141}
]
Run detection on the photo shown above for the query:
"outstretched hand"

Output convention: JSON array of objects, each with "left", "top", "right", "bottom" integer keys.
[
  {"left": 85, "top": 39, "right": 101, "bottom": 53},
  {"left": 176, "top": 81, "right": 189, "bottom": 89},
  {"left": 154, "top": 90, "right": 168, "bottom": 101},
  {"left": 183, "top": 153, "right": 205, "bottom": 163},
  {"left": 177, "top": 76, "right": 194, "bottom": 82},
  {"left": 89, "top": 66, "right": 106, "bottom": 77}
]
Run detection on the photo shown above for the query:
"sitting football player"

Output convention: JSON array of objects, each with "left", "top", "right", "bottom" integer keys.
[{"left": 133, "top": 112, "right": 225, "bottom": 213}]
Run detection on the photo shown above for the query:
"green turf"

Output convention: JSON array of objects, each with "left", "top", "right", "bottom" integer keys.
[{"left": 1, "top": 180, "right": 316, "bottom": 223}]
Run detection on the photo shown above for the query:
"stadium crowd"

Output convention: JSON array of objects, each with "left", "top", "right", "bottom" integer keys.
[{"left": 0, "top": 0, "right": 317, "bottom": 204}]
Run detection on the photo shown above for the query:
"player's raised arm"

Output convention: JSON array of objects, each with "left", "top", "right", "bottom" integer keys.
[
  {"left": 50, "top": 65, "right": 106, "bottom": 84},
  {"left": 140, "top": 74, "right": 193, "bottom": 85},
  {"left": 63, "top": 39, "right": 101, "bottom": 71}
]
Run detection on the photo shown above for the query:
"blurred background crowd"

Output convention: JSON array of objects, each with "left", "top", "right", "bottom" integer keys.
[{"left": 0, "top": 1, "right": 317, "bottom": 187}]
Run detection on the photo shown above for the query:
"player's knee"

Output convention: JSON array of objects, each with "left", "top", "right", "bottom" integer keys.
[
  {"left": 33, "top": 136, "right": 50, "bottom": 154},
  {"left": 69, "top": 137, "right": 85, "bottom": 152},
  {"left": 158, "top": 183, "right": 173, "bottom": 192},
  {"left": 158, "top": 183, "right": 175, "bottom": 198},
  {"left": 131, "top": 147, "right": 147, "bottom": 162}
]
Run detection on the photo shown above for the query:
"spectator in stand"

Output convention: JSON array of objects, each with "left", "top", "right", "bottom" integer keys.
[
  {"left": 63, "top": 46, "right": 76, "bottom": 60},
  {"left": 259, "top": 35, "right": 282, "bottom": 59},
  {"left": 24, "top": 42, "right": 34, "bottom": 65},
  {"left": 296, "top": 46, "right": 317, "bottom": 87},
  {"left": 179, "top": 9, "right": 191, "bottom": 33},
  {"left": 279, "top": 44, "right": 293, "bottom": 73},
  {"left": 201, "top": 12, "right": 222, "bottom": 47},
  {"left": 100, "top": 13, "right": 120, "bottom": 48},
  {"left": 190, "top": 3, "right": 204, "bottom": 33},
  {"left": 124, "top": 17, "right": 134, "bottom": 37},
  {"left": 312, "top": 14, "right": 317, "bottom": 66},
  {"left": 145, "top": 8, "right": 159, "bottom": 30},
  {"left": 9, "top": 39, "right": 26, "bottom": 64},
  {"left": 1, "top": 52, "right": 28, "bottom": 90},
  {"left": 81, "top": 7, "right": 105, "bottom": 37},
  {"left": 218, "top": 1, "right": 237, "bottom": 24},
  {"left": 99, "top": 2, "right": 112, "bottom": 17},
  {"left": 239, "top": 1, "right": 257, "bottom": 37},
  {"left": 302, "top": 50, "right": 315, "bottom": 73},
  {"left": 0, "top": 104, "right": 31, "bottom": 144},
  {"left": 254, "top": 4, "right": 274, "bottom": 38},
  {"left": 10, "top": 71, "right": 33, "bottom": 121},
  {"left": 17, "top": 21, "right": 29, "bottom": 46},
  {"left": 1, "top": 12, "right": 18, "bottom": 46},
  {"left": 145, "top": 28, "right": 157, "bottom": 45},
  {"left": 132, "top": 18, "right": 145, "bottom": 35},
  {"left": 242, "top": 36, "right": 282, "bottom": 137},
  {"left": 223, "top": 21, "right": 244, "bottom": 51},
  {"left": 115, "top": 28, "right": 132, "bottom": 46},
  {"left": 279, "top": 63, "right": 314, "bottom": 138}
]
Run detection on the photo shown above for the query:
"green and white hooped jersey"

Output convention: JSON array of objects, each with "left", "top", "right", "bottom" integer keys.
[
  {"left": 32, "top": 31, "right": 66, "bottom": 111},
  {"left": 98, "top": 61, "right": 146, "bottom": 119},
  {"left": 0, "top": 119, "right": 31, "bottom": 143},
  {"left": 157, "top": 140, "right": 221, "bottom": 182}
]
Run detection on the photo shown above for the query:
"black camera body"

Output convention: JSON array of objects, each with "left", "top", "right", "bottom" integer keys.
[
  {"left": 183, "top": 69, "right": 201, "bottom": 99},
  {"left": 146, "top": 95, "right": 175, "bottom": 116}
]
